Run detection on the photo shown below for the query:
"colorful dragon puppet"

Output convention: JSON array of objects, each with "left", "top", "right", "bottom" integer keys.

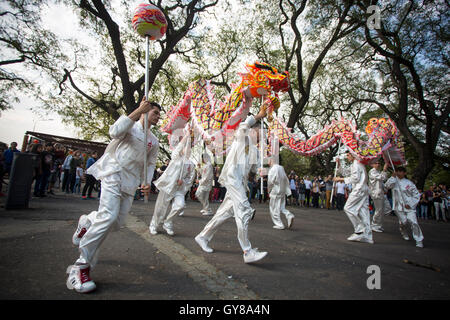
[
  {"left": 268, "top": 116, "right": 406, "bottom": 165},
  {"left": 161, "top": 62, "right": 290, "bottom": 153},
  {"left": 161, "top": 61, "right": 404, "bottom": 165}
]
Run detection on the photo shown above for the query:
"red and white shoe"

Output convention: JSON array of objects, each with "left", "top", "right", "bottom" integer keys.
[
  {"left": 72, "top": 215, "right": 91, "bottom": 246},
  {"left": 66, "top": 264, "right": 96, "bottom": 293}
]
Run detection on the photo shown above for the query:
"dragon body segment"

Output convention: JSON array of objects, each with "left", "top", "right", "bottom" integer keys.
[
  {"left": 161, "top": 62, "right": 290, "bottom": 151},
  {"left": 268, "top": 116, "right": 406, "bottom": 165}
]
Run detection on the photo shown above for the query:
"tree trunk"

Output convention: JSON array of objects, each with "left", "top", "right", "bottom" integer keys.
[{"left": 412, "top": 148, "right": 435, "bottom": 190}]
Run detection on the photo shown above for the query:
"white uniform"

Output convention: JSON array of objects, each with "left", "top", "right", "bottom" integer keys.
[
  {"left": 268, "top": 164, "right": 294, "bottom": 229},
  {"left": 343, "top": 159, "right": 373, "bottom": 243},
  {"left": 77, "top": 115, "right": 159, "bottom": 267},
  {"left": 384, "top": 176, "right": 424, "bottom": 245},
  {"left": 368, "top": 167, "right": 391, "bottom": 231},
  {"left": 197, "top": 116, "right": 259, "bottom": 252},
  {"left": 150, "top": 134, "right": 195, "bottom": 234},
  {"left": 195, "top": 153, "right": 214, "bottom": 215}
]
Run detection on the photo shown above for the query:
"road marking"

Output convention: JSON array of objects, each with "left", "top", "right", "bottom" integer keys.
[{"left": 125, "top": 215, "right": 260, "bottom": 300}]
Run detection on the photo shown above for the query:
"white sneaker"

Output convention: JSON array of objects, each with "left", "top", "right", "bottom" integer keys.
[
  {"left": 416, "top": 241, "right": 424, "bottom": 248},
  {"left": 287, "top": 215, "right": 294, "bottom": 228},
  {"left": 72, "top": 215, "right": 91, "bottom": 246},
  {"left": 371, "top": 226, "right": 384, "bottom": 233},
  {"left": 178, "top": 211, "right": 184, "bottom": 216},
  {"left": 149, "top": 224, "right": 158, "bottom": 235},
  {"left": 402, "top": 234, "right": 410, "bottom": 241},
  {"left": 202, "top": 210, "right": 214, "bottom": 216},
  {"left": 359, "top": 236, "right": 374, "bottom": 244},
  {"left": 195, "top": 235, "right": 213, "bottom": 253},
  {"left": 347, "top": 233, "right": 360, "bottom": 241},
  {"left": 273, "top": 225, "right": 285, "bottom": 230},
  {"left": 243, "top": 248, "right": 268, "bottom": 263},
  {"left": 66, "top": 264, "right": 96, "bottom": 293},
  {"left": 163, "top": 224, "right": 174, "bottom": 236}
]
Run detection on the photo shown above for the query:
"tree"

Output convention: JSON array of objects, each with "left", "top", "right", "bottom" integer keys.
[
  {"left": 346, "top": 0, "right": 450, "bottom": 188},
  {"left": 0, "top": 0, "right": 65, "bottom": 112}
]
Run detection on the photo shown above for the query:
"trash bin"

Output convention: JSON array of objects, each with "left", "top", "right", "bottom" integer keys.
[{"left": 5, "top": 152, "right": 38, "bottom": 210}]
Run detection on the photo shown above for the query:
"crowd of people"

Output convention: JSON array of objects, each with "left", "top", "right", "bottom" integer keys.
[
  {"left": 0, "top": 140, "right": 101, "bottom": 199},
  {"left": 0, "top": 139, "right": 448, "bottom": 225},
  {"left": 0, "top": 138, "right": 448, "bottom": 224}
]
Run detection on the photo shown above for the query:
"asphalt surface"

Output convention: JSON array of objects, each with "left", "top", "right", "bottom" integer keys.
[{"left": 1, "top": 190, "right": 449, "bottom": 301}]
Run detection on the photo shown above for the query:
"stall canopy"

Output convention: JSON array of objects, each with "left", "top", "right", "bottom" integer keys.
[{"left": 23, "top": 131, "right": 108, "bottom": 156}]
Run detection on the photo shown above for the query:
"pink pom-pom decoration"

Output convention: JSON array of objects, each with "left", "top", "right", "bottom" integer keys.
[{"left": 132, "top": 4, "right": 167, "bottom": 40}]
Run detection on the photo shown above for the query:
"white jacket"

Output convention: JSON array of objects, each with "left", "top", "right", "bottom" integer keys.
[
  {"left": 219, "top": 116, "right": 258, "bottom": 190},
  {"left": 87, "top": 115, "right": 159, "bottom": 195},
  {"left": 343, "top": 160, "right": 369, "bottom": 197},
  {"left": 268, "top": 164, "right": 291, "bottom": 197},
  {"left": 368, "top": 168, "right": 388, "bottom": 200},
  {"left": 154, "top": 133, "right": 195, "bottom": 195},
  {"left": 384, "top": 176, "right": 420, "bottom": 211}
]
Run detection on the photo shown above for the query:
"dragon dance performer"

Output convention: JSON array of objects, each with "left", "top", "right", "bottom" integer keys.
[
  {"left": 195, "top": 91, "right": 268, "bottom": 263},
  {"left": 267, "top": 157, "right": 294, "bottom": 230},
  {"left": 149, "top": 132, "right": 195, "bottom": 236},
  {"left": 195, "top": 152, "right": 214, "bottom": 216},
  {"left": 384, "top": 166, "right": 424, "bottom": 248},
  {"left": 368, "top": 160, "right": 392, "bottom": 233},
  {"left": 335, "top": 152, "right": 373, "bottom": 244},
  {"left": 67, "top": 99, "right": 161, "bottom": 293}
]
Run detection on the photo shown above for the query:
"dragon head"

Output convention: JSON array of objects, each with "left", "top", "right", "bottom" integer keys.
[{"left": 241, "top": 62, "right": 290, "bottom": 97}]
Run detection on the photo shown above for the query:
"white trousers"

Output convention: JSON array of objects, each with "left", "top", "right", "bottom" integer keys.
[
  {"left": 77, "top": 174, "right": 134, "bottom": 268},
  {"left": 198, "top": 185, "right": 253, "bottom": 252},
  {"left": 344, "top": 192, "right": 372, "bottom": 240},
  {"left": 371, "top": 197, "right": 392, "bottom": 229},
  {"left": 150, "top": 190, "right": 185, "bottom": 230},
  {"left": 395, "top": 209, "right": 424, "bottom": 242},
  {"left": 269, "top": 195, "right": 294, "bottom": 228},
  {"left": 196, "top": 189, "right": 211, "bottom": 214}
]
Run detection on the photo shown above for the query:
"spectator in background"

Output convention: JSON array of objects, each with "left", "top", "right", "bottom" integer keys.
[
  {"left": 335, "top": 177, "right": 346, "bottom": 211},
  {"left": 433, "top": 186, "right": 447, "bottom": 222},
  {"left": 304, "top": 176, "right": 312, "bottom": 207},
  {"left": 319, "top": 176, "right": 326, "bottom": 208},
  {"left": 289, "top": 174, "right": 298, "bottom": 205},
  {"left": 68, "top": 150, "right": 82, "bottom": 193},
  {"left": 418, "top": 190, "right": 428, "bottom": 219},
  {"left": 298, "top": 178, "right": 306, "bottom": 207},
  {"left": 3, "top": 142, "right": 20, "bottom": 176},
  {"left": 51, "top": 143, "right": 66, "bottom": 190},
  {"left": 311, "top": 177, "right": 320, "bottom": 208},
  {"left": 82, "top": 151, "right": 98, "bottom": 199},
  {"left": 74, "top": 163, "right": 84, "bottom": 194},
  {"left": 425, "top": 185, "right": 434, "bottom": 219},
  {"left": 440, "top": 184, "right": 448, "bottom": 219},
  {"left": 257, "top": 176, "right": 269, "bottom": 204},
  {"left": 325, "top": 175, "right": 334, "bottom": 210},
  {"left": 61, "top": 150, "right": 73, "bottom": 193},
  {"left": 31, "top": 143, "right": 44, "bottom": 197},
  {"left": 37, "top": 143, "right": 55, "bottom": 197}
]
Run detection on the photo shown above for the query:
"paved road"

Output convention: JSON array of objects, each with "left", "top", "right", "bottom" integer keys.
[{"left": 1, "top": 191, "right": 449, "bottom": 300}]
